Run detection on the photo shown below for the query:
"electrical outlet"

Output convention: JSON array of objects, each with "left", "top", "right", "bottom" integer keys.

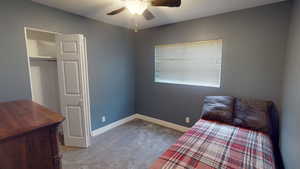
[
  {"left": 102, "top": 116, "right": 106, "bottom": 122},
  {"left": 185, "top": 117, "right": 190, "bottom": 124}
]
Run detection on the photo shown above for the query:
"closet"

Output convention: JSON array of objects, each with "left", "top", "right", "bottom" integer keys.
[
  {"left": 26, "top": 29, "right": 60, "bottom": 113},
  {"left": 25, "top": 28, "right": 91, "bottom": 148}
]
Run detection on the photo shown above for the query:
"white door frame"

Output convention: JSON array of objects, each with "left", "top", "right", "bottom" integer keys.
[{"left": 24, "top": 27, "right": 92, "bottom": 145}]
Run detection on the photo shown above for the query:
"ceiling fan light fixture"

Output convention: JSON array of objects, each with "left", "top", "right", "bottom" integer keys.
[{"left": 126, "top": 0, "right": 148, "bottom": 15}]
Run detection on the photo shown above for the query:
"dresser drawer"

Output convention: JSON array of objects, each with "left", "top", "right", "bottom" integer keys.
[{"left": 0, "top": 127, "right": 61, "bottom": 169}]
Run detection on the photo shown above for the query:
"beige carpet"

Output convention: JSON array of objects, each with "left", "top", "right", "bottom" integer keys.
[{"left": 61, "top": 119, "right": 183, "bottom": 169}]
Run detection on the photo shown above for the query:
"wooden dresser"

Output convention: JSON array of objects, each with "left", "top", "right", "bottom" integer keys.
[{"left": 0, "top": 100, "right": 65, "bottom": 169}]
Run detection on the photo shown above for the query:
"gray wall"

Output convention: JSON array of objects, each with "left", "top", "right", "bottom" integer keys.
[
  {"left": 135, "top": 2, "right": 291, "bottom": 127},
  {"left": 0, "top": 0, "right": 135, "bottom": 130},
  {"left": 0, "top": 1, "right": 297, "bottom": 166},
  {"left": 280, "top": 0, "right": 300, "bottom": 168}
]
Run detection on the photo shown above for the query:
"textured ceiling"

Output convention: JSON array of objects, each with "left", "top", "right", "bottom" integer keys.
[{"left": 32, "top": 0, "right": 285, "bottom": 30}]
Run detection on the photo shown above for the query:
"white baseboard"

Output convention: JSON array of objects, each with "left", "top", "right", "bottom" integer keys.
[
  {"left": 135, "top": 114, "right": 190, "bottom": 132},
  {"left": 91, "top": 114, "right": 190, "bottom": 137},
  {"left": 91, "top": 114, "right": 136, "bottom": 136}
]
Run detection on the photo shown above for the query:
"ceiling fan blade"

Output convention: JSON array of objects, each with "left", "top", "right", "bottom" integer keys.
[
  {"left": 151, "top": 0, "right": 181, "bottom": 7},
  {"left": 107, "top": 7, "right": 126, "bottom": 15},
  {"left": 143, "top": 9, "right": 155, "bottom": 20}
]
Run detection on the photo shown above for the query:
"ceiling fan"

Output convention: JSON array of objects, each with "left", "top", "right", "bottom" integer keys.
[{"left": 107, "top": 0, "right": 181, "bottom": 21}]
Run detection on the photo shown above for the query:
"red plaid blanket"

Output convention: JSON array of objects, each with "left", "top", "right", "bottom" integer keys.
[{"left": 150, "top": 119, "right": 275, "bottom": 169}]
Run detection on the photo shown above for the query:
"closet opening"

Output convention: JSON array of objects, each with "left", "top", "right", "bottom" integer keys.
[
  {"left": 25, "top": 27, "right": 63, "bottom": 144},
  {"left": 24, "top": 27, "right": 92, "bottom": 148}
]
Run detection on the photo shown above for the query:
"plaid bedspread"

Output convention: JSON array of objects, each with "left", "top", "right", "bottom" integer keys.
[{"left": 150, "top": 119, "right": 275, "bottom": 169}]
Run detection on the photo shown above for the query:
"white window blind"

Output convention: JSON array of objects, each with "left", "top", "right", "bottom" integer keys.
[{"left": 155, "top": 39, "right": 222, "bottom": 87}]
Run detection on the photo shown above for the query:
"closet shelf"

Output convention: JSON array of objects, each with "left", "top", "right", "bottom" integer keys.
[{"left": 29, "top": 56, "right": 57, "bottom": 61}]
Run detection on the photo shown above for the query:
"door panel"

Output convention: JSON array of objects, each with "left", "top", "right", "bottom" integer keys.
[
  {"left": 62, "top": 41, "right": 77, "bottom": 53},
  {"left": 57, "top": 34, "right": 90, "bottom": 148},
  {"left": 63, "top": 61, "right": 80, "bottom": 95},
  {"left": 67, "top": 106, "right": 83, "bottom": 137}
]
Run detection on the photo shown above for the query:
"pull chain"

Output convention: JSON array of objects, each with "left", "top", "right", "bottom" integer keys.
[{"left": 133, "top": 14, "right": 139, "bottom": 32}]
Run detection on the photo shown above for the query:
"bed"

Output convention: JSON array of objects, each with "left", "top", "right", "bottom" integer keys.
[
  {"left": 150, "top": 119, "right": 275, "bottom": 169},
  {"left": 150, "top": 96, "right": 277, "bottom": 169}
]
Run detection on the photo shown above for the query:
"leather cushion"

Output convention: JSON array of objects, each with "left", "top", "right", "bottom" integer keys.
[
  {"left": 202, "top": 96, "right": 235, "bottom": 124},
  {"left": 233, "top": 98, "right": 271, "bottom": 133}
]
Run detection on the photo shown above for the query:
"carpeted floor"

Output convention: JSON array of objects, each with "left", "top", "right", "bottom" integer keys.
[{"left": 61, "top": 119, "right": 183, "bottom": 169}]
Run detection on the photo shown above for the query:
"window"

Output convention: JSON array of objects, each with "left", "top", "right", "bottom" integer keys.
[{"left": 155, "top": 39, "right": 223, "bottom": 88}]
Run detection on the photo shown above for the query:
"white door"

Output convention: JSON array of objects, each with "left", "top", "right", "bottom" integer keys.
[{"left": 56, "top": 34, "right": 91, "bottom": 148}]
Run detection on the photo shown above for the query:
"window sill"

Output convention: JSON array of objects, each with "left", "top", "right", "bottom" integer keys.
[{"left": 154, "top": 80, "right": 221, "bottom": 88}]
